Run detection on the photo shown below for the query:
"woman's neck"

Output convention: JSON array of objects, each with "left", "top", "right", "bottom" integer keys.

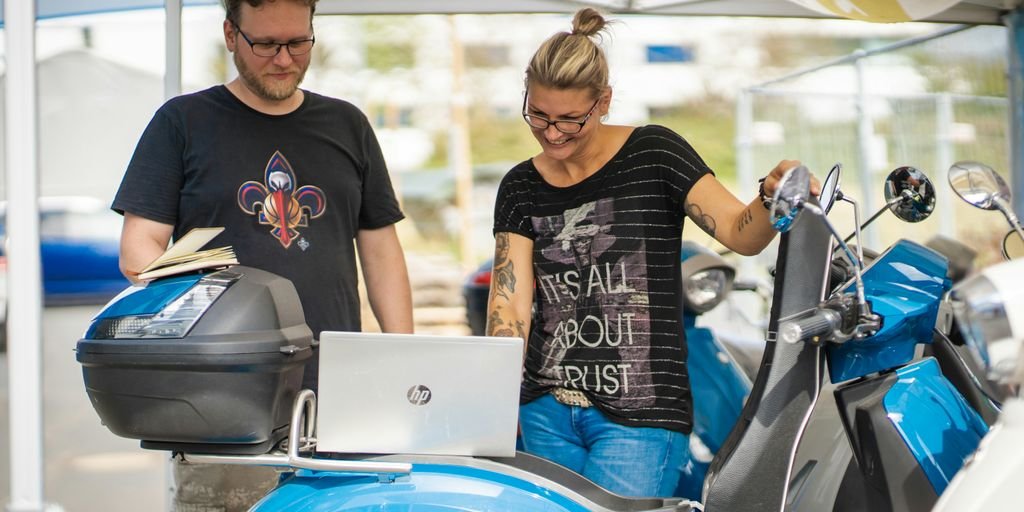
[{"left": 538, "top": 125, "right": 631, "bottom": 186}]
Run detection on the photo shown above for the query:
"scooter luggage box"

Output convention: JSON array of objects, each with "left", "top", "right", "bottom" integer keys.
[{"left": 76, "top": 266, "right": 313, "bottom": 455}]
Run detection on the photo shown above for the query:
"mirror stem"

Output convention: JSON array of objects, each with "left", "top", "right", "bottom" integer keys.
[
  {"left": 838, "top": 196, "right": 870, "bottom": 309},
  {"left": 804, "top": 201, "right": 868, "bottom": 311},
  {"left": 994, "top": 196, "right": 1024, "bottom": 247},
  {"left": 842, "top": 190, "right": 912, "bottom": 244}
]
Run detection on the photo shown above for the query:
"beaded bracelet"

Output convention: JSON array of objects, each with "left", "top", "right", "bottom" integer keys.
[{"left": 757, "top": 177, "right": 773, "bottom": 210}]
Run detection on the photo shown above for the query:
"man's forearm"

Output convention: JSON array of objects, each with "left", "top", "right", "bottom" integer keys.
[
  {"left": 119, "top": 214, "right": 174, "bottom": 284},
  {"left": 366, "top": 269, "right": 413, "bottom": 333},
  {"left": 358, "top": 225, "right": 414, "bottom": 333}
]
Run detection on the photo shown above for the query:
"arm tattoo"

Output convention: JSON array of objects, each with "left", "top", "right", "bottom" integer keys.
[
  {"left": 495, "top": 232, "right": 510, "bottom": 266},
  {"left": 487, "top": 310, "right": 515, "bottom": 337},
  {"left": 493, "top": 233, "right": 517, "bottom": 301},
  {"left": 737, "top": 207, "right": 754, "bottom": 232},
  {"left": 685, "top": 201, "right": 717, "bottom": 238},
  {"left": 489, "top": 309, "right": 528, "bottom": 339}
]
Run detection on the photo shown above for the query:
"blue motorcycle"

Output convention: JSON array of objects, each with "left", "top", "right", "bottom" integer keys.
[{"left": 76, "top": 164, "right": 991, "bottom": 511}]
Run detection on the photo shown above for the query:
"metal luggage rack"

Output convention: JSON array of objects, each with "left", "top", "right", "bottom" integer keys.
[{"left": 180, "top": 389, "right": 413, "bottom": 482}]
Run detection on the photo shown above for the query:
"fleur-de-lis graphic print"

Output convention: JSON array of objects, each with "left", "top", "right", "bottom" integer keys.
[{"left": 237, "top": 151, "right": 326, "bottom": 248}]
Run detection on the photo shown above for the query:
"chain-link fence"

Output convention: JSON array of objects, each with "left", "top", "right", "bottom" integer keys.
[{"left": 737, "top": 24, "right": 1009, "bottom": 266}]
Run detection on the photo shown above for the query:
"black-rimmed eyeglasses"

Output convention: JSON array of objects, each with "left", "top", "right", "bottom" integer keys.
[
  {"left": 521, "top": 90, "right": 600, "bottom": 135},
  {"left": 231, "top": 21, "right": 315, "bottom": 58}
]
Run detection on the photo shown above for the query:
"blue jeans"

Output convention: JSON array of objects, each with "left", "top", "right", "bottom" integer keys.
[{"left": 520, "top": 393, "right": 689, "bottom": 498}]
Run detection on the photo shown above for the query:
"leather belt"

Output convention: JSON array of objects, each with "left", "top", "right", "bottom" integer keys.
[{"left": 551, "top": 387, "right": 592, "bottom": 408}]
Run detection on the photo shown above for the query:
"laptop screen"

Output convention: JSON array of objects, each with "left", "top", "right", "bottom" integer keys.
[{"left": 315, "top": 331, "right": 523, "bottom": 457}]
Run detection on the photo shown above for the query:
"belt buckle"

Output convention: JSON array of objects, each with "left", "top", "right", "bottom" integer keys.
[{"left": 552, "top": 387, "right": 592, "bottom": 408}]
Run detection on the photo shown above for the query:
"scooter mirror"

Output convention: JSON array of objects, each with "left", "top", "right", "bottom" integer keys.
[
  {"left": 820, "top": 163, "right": 842, "bottom": 215},
  {"left": 948, "top": 160, "right": 1011, "bottom": 211},
  {"left": 884, "top": 166, "right": 935, "bottom": 223},
  {"left": 769, "top": 165, "right": 811, "bottom": 233},
  {"left": 1002, "top": 230, "right": 1024, "bottom": 260},
  {"left": 949, "top": 161, "right": 1024, "bottom": 248}
]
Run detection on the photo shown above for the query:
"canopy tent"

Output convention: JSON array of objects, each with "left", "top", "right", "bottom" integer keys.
[
  {"left": 5, "top": 1, "right": 1023, "bottom": 511},
  {"left": 0, "top": 1, "right": 1012, "bottom": 25},
  {"left": 316, "top": 0, "right": 1011, "bottom": 23}
]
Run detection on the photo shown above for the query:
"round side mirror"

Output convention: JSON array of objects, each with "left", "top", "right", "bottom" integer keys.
[
  {"left": 1003, "top": 230, "right": 1024, "bottom": 260},
  {"left": 884, "top": 166, "right": 935, "bottom": 223},
  {"left": 948, "top": 161, "right": 1011, "bottom": 211},
  {"left": 770, "top": 165, "right": 811, "bottom": 233},
  {"left": 820, "top": 163, "right": 842, "bottom": 215}
]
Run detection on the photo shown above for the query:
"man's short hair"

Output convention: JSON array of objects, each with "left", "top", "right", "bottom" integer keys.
[{"left": 223, "top": 0, "right": 318, "bottom": 25}]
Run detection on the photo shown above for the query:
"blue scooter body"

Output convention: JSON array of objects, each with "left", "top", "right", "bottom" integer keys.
[
  {"left": 679, "top": 320, "right": 751, "bottom": 499},
  {"left": 829, "top": 239, "right": 988, "bottom": 508},
  {"left": 253, "top": 465, "right": 592, "bottom": 512},
  {"left": 884, "top": 358, "right": 988, "bottom": 492},
  {"left": 827, "top": 240, "right": 950, "bottom": 382}
]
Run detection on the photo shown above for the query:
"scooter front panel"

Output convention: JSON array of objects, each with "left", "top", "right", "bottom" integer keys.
[
  {"left": 704, "top": 204, "right": 832, "bottom": 511},
  {"left": 835, "top": 368, "right": 937, "bottom": 511},
  {"left": 884, "top": 358, "right": 988, "bottom": 494}
]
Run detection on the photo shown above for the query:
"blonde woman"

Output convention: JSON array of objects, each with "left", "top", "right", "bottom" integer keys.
[{"left": 487, "top": 8, "right": 811, "bottom": 497}]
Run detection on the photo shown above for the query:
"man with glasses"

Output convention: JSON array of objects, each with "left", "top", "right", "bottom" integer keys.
[{"left": 112, "top": 1, "right": 413, "bottom": 509}]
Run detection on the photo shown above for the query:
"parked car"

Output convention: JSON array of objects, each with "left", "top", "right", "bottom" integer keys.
[
  {"left": 0, "top": 196, "right": 128, "bottom": 307},
  {"left": 463, "top": 260, "right": 493, "bottom": 336}
]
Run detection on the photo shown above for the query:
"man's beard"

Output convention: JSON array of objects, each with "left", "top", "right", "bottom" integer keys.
[{"left": 234, "top": 51, "right": 307, "bottom": 102}]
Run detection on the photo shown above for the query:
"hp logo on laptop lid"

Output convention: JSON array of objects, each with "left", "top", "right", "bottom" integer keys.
[{"left": 407, "top": 385, "right": 432, "bottom": 405}]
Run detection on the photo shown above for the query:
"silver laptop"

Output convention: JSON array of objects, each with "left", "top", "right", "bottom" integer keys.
[{"left": 315, "top": 331, "right": 523, "bottom": 457}]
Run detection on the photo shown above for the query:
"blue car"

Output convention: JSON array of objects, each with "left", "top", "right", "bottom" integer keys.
[{"left": 0, "top": 196, "right": 128, "bottom": 307}]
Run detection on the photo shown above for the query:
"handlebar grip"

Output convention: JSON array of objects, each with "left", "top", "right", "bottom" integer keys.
[{"left": 779, "top": 309, "right": 841, "bottom": 344}]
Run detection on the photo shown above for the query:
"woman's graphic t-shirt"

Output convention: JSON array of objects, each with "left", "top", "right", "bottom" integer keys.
[{"left": 493, "top": 125, "right": 712, "bottom": 434}]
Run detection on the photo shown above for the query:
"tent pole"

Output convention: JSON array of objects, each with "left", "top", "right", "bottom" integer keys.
[
  {"left": 1008, "top": 8, "right": 1024, "bottom": 216},
  {"left": 935, "top": 93, "right": 955, "bottom": 238},
  {"left": 854, "top": 53, "right": 879, "bottom": 251},
  {"left": 448, "top": 15, "right": 474, "bottom": 272},
  {"left": 162, "top": 3, "right": 183, "bottom": 511},
  {"left": 165, "top": 0, "right": 183, "bottom": 99},
  {"left": 4, "top": 0, "right": 47, "bottom": 509}
]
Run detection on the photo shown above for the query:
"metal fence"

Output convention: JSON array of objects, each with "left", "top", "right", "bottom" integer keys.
[{"left": 737, "top": 24, "right": 1009, "bottom": 258}]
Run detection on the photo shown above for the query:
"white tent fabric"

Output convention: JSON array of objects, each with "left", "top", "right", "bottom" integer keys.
[
  {"left": 316, "top": 0, "right": 1012, "bottom": 23},
  {"left": 0, "top": 0, "right": 1013, "bottom": 25},
  {"left": 0, "top": 0, "right": 214, "bottom": 24}
]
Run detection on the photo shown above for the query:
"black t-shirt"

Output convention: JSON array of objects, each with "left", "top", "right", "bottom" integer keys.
[
  {"left": 493, "top": 125, "right": 712, "bottom": 434},
  {"left": 113, "top": 85, "right": 404, "bottom": 389}
]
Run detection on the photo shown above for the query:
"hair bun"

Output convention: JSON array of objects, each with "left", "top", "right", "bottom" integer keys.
[{"left": 570, "top": 7, "right": 607, "bottom": 37}]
